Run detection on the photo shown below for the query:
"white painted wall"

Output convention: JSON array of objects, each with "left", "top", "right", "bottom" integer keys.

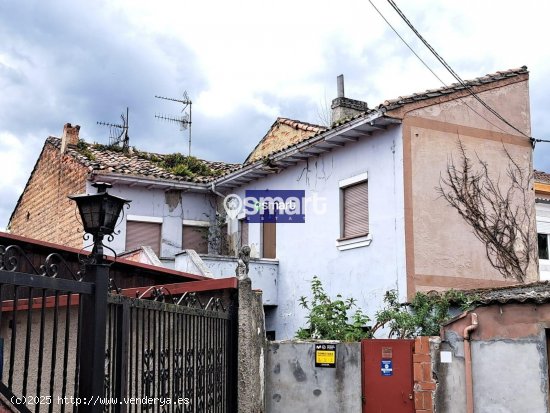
[
  {"left": 228, "top": 126, "right": 406, "bottom": 339},
  {"left": 85, "top": 182, "right": 216, "bottom": 258},
  {"left": 536, "top": 201, "right": 550, "bottom": 280}
]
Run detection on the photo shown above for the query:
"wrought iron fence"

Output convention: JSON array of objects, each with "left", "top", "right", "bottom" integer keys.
[{"left": 0, "top": 244, "right": 238, "bottom": 413}]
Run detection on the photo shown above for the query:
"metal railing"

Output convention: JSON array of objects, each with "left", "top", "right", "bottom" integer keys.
[{"left": 0, "top": 244, "right": 238, "bottom": 413}]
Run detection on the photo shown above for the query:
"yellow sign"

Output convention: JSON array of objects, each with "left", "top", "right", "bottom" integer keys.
[{"left": 316, "top": 350, "right": 336, "bottom": 364}]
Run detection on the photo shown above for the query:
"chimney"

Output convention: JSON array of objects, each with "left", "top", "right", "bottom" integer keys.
[
  {"left": 60, "top": 123, "right": 80, "bottom": 153},
  {"left": 331, "top": 75, "right": 368, "bottom": 125}
]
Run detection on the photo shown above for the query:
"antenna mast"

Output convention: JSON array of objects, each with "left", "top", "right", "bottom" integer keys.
[
  {"left": 155, "top": 91, "right": 192, "bottom": 156},
  {"left": 97, "top": 107, "right": 130, "bottom": 153}
]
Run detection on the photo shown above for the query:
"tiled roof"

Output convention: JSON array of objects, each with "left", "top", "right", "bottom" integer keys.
[
  {"left": 462, "top": 281, "right": 550, "bottom": 306},
  {"left": 378, "top": 66, "right": 529, "bottom": 111},
  {"left": 235, "top": 66, "right": 529, "bottom": 171},
  {"left": 535, "top": 170, "right": 550, "bottom": 184},
  {"left": 47, "top": 137, "right": 241, "bottom": 184},
  {"left": 244, "top": 117, "right": 327, "bottom": 164}
]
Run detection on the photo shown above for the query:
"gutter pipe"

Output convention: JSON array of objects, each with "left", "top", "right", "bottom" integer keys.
[{"left": 463, "top": 313, "right": 478, "bottom": 413}]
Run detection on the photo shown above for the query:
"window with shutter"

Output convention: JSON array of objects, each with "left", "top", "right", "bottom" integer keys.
[
  {"left": 126, "top": 221, "right": 162, "bottom": 256},
  {"left": 239, "top": 218, "right": 249, "bottom": 247},
  {"left": 342, "top": 181, "right": 369, "bottom": 239},
  {"left": 182, "top": 225, "right": 209, "bottom": 254},
  {"left": 262, "top": 222, "right": 276, "bottom": 258}
]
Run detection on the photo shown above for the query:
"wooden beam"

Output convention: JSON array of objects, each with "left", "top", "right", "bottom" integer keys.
[{"left": 535, "top": 182, "right": 550, "bottom": 196}]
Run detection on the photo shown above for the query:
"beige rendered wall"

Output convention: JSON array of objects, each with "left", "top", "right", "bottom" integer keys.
[
  {"left": 8, "top": 142, "right": 86, "bottom": 249},
  {"left": 394, "top": 78, "right": 537, "bottom": 297}
]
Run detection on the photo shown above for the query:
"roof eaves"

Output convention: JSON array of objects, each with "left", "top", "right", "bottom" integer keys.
[{"left": 214, "top": 110, "right": 399, "bottom": 188}]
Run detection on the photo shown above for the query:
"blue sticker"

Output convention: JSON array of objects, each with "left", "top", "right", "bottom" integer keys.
[{"left": 381, "top": 360, "right": 393, "bottom": 376}]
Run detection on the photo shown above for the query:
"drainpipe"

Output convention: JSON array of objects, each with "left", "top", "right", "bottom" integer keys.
[
  {"left": 211, "top": 182, "right": 225, "bottom": 198},
  {"left": 463, "top": 313, "right": 478, "bottom": 413}
]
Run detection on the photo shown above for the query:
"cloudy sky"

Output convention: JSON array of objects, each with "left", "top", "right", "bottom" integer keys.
[{"left": 1, "top": 0, "right": 549, "bottom": 228}]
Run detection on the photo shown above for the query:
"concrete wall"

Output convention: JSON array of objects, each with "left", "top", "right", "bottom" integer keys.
[
  {"left": 175, "top": 252, "right": 279, "bottom": 305},
  {"left": 438, "top": 304, "right": 550, "bottom": 413},
  {"left": 266, "top": 341, "right": 361, "bottom": 413},
  {"left": 228, "top": 125, "right": 407, "bottom": 339}
]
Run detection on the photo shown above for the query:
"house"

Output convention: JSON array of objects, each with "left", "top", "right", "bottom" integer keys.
[
  {"left": 436, "top": 281, "right": 550, "bottom": 413},
  {"left": 536, "top": 170, "right": 550, "bottom": 280},
  {"left": 7, "top": 67, "right": 538, "bottom": 339}
]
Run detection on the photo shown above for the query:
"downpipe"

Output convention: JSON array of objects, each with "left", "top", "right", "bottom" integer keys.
[{"left": 463, "top": 313, "right": 478, "bottom": 413}]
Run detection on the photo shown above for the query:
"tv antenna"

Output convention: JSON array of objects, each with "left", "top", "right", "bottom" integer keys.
[
  {"left": 155, "top": 91, "right": 192, "bottom": 156},
  {"left": 97, "top": 107, "right": 130, "bottom": 153}
]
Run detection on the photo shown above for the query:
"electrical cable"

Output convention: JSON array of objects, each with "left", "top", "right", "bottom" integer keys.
[
  {"left": 367, "top": 0, "right": 525, "bottom": 136},
  {"left": 386, "top": 0, "right": 531, "bottom": 139}
]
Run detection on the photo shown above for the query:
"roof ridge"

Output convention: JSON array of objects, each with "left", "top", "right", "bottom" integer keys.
[{"left": 378, "top": 66, "right": 528, "bottom": 109}]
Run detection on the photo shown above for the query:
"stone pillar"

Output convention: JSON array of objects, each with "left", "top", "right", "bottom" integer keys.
[{"left": 238, "top": 278, "right": 267, "bottom": 413}]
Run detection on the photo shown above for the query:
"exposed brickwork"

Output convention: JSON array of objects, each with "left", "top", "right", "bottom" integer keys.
[
  {"left": 413, "top": 336, "right": 437, "bottom": 413},
  {"left": 8, "top": 141, "right": 87, "bottom": 248}
]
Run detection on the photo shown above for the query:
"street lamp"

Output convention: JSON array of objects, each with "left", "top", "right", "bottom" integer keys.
[
  {"left": 69, "top": 182, "right": 131, "bottom": 262},
  {"left": 68, "top": 181, "right": 130, "bottom": 413}
]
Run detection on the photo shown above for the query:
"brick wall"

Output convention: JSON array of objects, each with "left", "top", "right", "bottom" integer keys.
[
  {"left": 8, "top": 141, "right": 87, "bottom": 248},
  {"left": 413, "top": 336, "right": 437, "bottom": 413}
]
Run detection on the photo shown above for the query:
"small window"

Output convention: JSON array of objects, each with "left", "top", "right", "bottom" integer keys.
[
  {"left": 539, "top": 233, "right": 549, "bottom": 260},
  {"left": 126, "top": 221, "right": 161, "bottom": 256},
  {"left": 341, "top": 180, "right": 369, "bottom": 239},
  {"left": 182, "top": 225, "right": 209, "bottom": 254}
]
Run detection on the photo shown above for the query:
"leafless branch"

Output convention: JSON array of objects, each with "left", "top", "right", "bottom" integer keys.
[{"left": 436, "top": 140, "right": 536, "bottom": 283}]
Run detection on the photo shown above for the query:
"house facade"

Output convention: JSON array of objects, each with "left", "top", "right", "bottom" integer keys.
[
  {"left": 536, "top": 170, "right": 550, "bottom": 280},
  {"left": 8, "top": 67, "right": 540, "bottom": 339}
]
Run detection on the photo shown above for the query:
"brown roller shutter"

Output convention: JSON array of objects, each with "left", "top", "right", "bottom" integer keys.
[
  {"left": 182, "top": 225, "right": 209, "bottom": 254},
  {"left": 262, "top": 222, "right": 276, "bottom": 258},
  {"left": 126, "top": 221, "right": 161, "bottom": 256},
  {"left": 239, "top": 219, "right": 249, "bottom": 247},
  {"left": 342, "top": 181, "right": 369, "bottom": 238}
]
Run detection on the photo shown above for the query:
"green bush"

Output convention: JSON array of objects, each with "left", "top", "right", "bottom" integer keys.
[{"left": 295, "top": 276, "right": 372, "bottom": 341}]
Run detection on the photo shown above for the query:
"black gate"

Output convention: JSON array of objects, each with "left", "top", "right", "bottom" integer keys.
[{"left": 0, "top": 244, "right": 238, "bottom": 413}]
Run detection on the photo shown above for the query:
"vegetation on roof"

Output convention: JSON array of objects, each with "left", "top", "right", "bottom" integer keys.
[{"left": 74, "top": 140, "right": 223, "bottom": 178}]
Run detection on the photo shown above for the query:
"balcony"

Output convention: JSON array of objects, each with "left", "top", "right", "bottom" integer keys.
[{"left": 175, "top": 251, "right": 278, "bottom": 305}]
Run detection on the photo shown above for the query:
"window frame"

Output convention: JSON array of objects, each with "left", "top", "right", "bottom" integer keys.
[
  {"left": 336, "top": 172, "right": 372, "bottom": 251},
  {"left": 182, "top": 219, "right": 210, "bottom": 254},
  {"left": 125, "top": 216, "right": 163, "bottom": 256}
]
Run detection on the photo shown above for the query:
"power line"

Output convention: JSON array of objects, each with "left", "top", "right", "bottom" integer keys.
[
  {"left": 367, "top": 0, "right": 522, "bottom": 136},
  {"left": 386, "top": 0, "right": 531, "bottom": 139}
]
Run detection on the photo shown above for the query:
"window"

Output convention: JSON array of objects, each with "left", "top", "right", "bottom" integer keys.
[
  {"left": 239, "top": 218, "right": 249, "bottom": 248},
  {"left": 262, "top": 222, "right": 276, "bottom": 258},
  {"left": 341, "top": 179, "right": 368, "bottom": 239},
  {"left": 126, "top": 220, "right": 161, "bottom": 256},
  {"left": 540, "top": 233, "right": 550, "bottom": 260},
  {"left": 182, "top": 225, "right": 209, "bottom": 254},
  {"left": 337, "top": 173, "right": 372, "bottom": 251}
]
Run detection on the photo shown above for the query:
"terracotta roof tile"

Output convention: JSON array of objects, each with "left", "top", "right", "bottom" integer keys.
[
  {"left": 47, "top": 137, "right": 241, "bottom": 183},
  {"left": 378, "top": 66, "right": 528, "bottom": 110},
  {"left": 462, "top": 281, "right": 550, "bottom": 306},
  {"left": 244, "top": 117, "right": 327, "bottom": 164},
  {"left": 535, "top": 170, "right": 550, "bottom": 184}
]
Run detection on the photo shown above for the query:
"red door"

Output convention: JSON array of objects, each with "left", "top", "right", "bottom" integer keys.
[{"left": 361, "top": 339, "right": 414, "bottom": 413}]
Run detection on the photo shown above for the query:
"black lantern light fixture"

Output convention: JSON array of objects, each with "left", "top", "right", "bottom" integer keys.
[{"left": 69, "top": 182, "right": 131, "bottom": 261}]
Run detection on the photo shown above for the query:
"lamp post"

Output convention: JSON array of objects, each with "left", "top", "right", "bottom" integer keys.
[{"left": 69, "top": 182, "right": 130, "bottom": 413}]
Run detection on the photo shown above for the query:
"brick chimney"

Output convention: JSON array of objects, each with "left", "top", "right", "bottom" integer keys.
[
  {"left": 60, "top": 123, "right": 80, "bottom": 153},
  {"left": 331, "top": 75, "right": 369, "bottom": 125}
]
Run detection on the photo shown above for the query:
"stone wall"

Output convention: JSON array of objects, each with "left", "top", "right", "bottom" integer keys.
[{"left": 8, "top": 141, "right": 86, "bottom": 248}]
